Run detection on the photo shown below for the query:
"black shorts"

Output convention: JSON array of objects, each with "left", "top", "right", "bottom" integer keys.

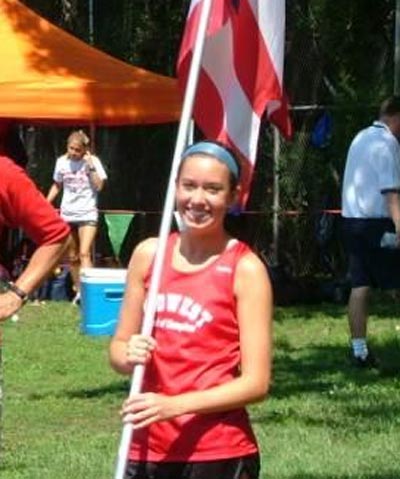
[
  {"left": 124, "top": 453, "right": 260, "bottom": 479},
  {"left": 341, "top": 217, "right": 400, "bottom": 289},
  {"left": 68, "top": 220, "right": 98, "bottom": 229}
]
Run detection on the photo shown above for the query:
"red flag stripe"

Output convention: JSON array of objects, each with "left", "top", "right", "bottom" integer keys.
[{"left": 229, "top": 1, "right": 279, "bottom": 115}]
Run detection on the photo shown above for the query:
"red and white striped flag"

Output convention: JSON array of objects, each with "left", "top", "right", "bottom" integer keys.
[{"left": 177, "top": 0, "right": 292, "bottom": 203}]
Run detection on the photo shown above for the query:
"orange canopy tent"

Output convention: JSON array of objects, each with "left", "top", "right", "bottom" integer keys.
[{"left": 0, "top": 0, "right": 182, "bottom": 125}]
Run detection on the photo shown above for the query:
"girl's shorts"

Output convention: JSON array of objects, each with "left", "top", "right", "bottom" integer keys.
[{"left": 124, "top": 453, "right": 260, "bottom": 479}]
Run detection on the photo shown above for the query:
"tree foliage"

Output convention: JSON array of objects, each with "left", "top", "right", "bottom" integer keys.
[{"left": 17, "top": 1, "right": 400, "bottom": 272}]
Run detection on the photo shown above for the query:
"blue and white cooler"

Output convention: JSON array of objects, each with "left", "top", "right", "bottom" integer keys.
[{"left": 80, "top": 268, "right": 127, "bottom": 336}]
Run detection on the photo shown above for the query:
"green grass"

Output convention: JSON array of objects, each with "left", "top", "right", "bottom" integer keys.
[{"left": 1, "top": 297, "right": 400, "bottom": 478}]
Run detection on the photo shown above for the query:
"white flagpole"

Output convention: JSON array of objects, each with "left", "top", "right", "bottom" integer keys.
[{"left": 113, "top": 1, "right": 213, "bottom": 477}]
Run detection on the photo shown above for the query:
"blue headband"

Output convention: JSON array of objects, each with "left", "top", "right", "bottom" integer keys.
[{"left": 182, "top": 142, "right": 240, "bottom": 180}]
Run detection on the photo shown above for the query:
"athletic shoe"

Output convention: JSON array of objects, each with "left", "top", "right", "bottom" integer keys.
[
  {"left": 350, "top": 350, "right": 379, "bottom": 369},
  {"left": 72, "top": 292, "right": 81, "bottom": 306}
]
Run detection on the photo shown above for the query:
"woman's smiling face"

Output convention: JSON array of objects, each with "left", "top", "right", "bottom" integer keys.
[{"left": 176, "top": 154, "right": 237, "bottom": 233}]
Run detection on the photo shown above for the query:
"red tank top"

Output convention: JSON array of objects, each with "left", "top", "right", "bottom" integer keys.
[{"left": 129, "top": 233, "right": 259, "bottom": 462}]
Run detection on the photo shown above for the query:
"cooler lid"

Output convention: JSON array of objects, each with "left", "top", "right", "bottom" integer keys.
[{"left": 80, "top": 268, "right": 127, "bottom": 280}]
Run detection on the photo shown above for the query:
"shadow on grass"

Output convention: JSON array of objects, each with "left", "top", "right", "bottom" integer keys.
[
  {"left": 27, "top": 379, "right": 129, "bottom": 401},
  {"left": 273, "top": 336, "right": 400, "bottom": 397},
  {"left": 253, "top": 336, "right": 400, "bottom": 429},
  {"left": 274, "top": 302, "right": 346, "bottom": 322},
  {"left": 254, "top": 397, "right": 400, "bottom": 431},
  {"left": 64, "top": 380, "right": 129, "bottom": 399},
  {"left": 286, "top": 474, "right": 399, "bottom": 479},
  {"left": 0, "top": 462, "right": 29, "bottom": 474},
  {"left": 274, "top": 290, "right": 400, "bottom": 321}
]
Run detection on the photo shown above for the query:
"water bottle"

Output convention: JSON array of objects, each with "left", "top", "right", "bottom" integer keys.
[{"left": 380, "top": 232, "right": 399, "bottom": 249}]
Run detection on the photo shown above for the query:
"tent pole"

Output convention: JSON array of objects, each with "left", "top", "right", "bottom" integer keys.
[
  {"left": 88, "top": 0, "right": 95, "bottom": 262},
  {"left": 395, "top": 0, "right": 400, "bottom": 94},
  {"left": 87, "top": 0, "right": 96, "bottom": 258},
  {"left": 113, "top": 1, "right": 214, "bottom": 478},
  {"left": 89, "top": 123, "right": 96, "bottom": 151},
  {"left": 272, "top": 126, "right": 280, "bottom": 266},
  {"left": 88, "top": 0, "right": 94, "bottom": 45},
  {"left": 89, "top": 122, "right": 96, "bottom": 263}
]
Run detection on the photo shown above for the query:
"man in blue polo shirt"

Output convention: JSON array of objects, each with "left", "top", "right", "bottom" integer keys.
[{"left": 342, "top": 96, "right": 400, "bottom": 367}]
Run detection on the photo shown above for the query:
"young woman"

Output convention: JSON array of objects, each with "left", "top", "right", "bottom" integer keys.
[
  {"left": 47, "top": 130, "right": 107, "bottom": 301},
  {"left": 109, "top": 141, "right": 273, "bottom": 479}
]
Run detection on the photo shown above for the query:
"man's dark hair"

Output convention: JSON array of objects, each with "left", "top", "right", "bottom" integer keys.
[{"left": 379, "top": 96, "right": 400, "bottom": 117}]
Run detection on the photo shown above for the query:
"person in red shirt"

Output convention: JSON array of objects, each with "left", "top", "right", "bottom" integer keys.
[
  {"left": 0, "top": 154, "right": 71, "bottom": 320},
  {"left": 109, "top": 141, "right": 273, "bottom": 479}
]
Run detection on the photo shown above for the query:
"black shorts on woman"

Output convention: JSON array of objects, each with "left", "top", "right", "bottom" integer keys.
[
  {"left": 124, "top": 453, "right": 260, "bottom": 479},
  {"left": 68, "top": 220, "right": 97, "bottom": 228}
]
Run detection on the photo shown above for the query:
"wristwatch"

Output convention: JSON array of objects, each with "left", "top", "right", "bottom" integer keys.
[{"left": 7, "top": 282, "right": 29, "bottom": 304}]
